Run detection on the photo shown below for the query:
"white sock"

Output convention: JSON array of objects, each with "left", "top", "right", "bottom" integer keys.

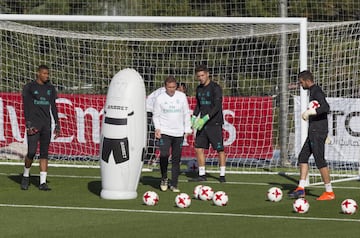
[
  {"left": 199, "top": 166, "right": 206, "bottom": 176},
  {"left": 23, "top": 167, "right": 30, "bottom": 177},
  {"left": 219, "top": 166, "right": 226, "bottom": 176},
  {"left": 40, "top": 171, "right": 47, "bottom": 185},
  {"left": 325, "top": 183, "right": 333, "bottom": 192},
  {"left": 298, "top": 179, "right": 307, "bottom": 188}
]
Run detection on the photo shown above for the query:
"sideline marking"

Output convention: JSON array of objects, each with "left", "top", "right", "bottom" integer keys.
[{"left": 0, "top": 203, "right": 359, "bottom": 223}]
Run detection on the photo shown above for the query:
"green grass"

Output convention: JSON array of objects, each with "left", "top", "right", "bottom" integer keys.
[{"left": 1, "top": 164, "right": 359, "bottom": 238}]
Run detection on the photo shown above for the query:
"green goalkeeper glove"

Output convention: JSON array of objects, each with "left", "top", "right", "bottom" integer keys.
[
  {"left": 191, "top": 115, "right": 197, "bottom": 128},
  {"left": 194, "top": 114, "right": 210, "bottom": 130}
]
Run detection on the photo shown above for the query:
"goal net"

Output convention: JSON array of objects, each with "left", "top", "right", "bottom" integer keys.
[{"left": 0, "top": 15, "right": 358, "bottom": 183}]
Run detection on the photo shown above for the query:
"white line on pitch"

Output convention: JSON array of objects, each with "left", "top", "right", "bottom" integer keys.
[{"left": 0, "top": 203, "right": 359, "bottom": 223}]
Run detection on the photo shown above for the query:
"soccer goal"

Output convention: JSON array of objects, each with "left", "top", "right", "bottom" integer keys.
[{"left": 0, "top": 15, "right": 358, "bottom": 184}]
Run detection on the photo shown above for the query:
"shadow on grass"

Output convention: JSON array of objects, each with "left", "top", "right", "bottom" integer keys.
[
  {"left": 8, "top": 173, "right": 41, "bottom": 189},
  {"left": 184, "top": 171, "right": 220, "bottom": 182},
  {"left": 139, "top": 175, "right": 160, "bottom": 190},
  {"left": 268, "top": 172, "right": 319, "bottom": 198},
  {"left": 88, "top": 180, "right": 101, "bottom": 196}
]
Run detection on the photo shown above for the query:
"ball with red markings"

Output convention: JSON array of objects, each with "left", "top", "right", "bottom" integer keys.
[
  {"left": 293, "top": 198, "right": 310, "bottom": 213},
  {"left": 308, "top": 100, "right": 320, "bottom": 109},
  {"left": 198, "top": 185, "right": 214, "bottom": 201},
  {"left": 212, "top": 191, "right": 229, "bottom": 206},
  {"left": 193, "top": 185, "right": 203, "bottom": 199},
  {"left": 341, "top": 199, "right": 358, "bottom": 215},
  {"left": 142, "top": 191, "right": 159, "bottom": 206},
  {"left": 267, "top": 187, "right": 283, "bottom": 202},
  {"left": 175, "top": 193, "right": 191, "bottom": 208}
]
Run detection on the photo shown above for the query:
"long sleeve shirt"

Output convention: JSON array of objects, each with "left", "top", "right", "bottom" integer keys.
[
  {"left": 22, "top": 80, "right": 59, "bottom": 129},
  {"left": 309, "top": 84, "right": 329, "bottom": 133},
  {"left": 193, "top": 80, "right": 224, "bottom": 125},
  {"left": 153, "top": 91, "right": 192, "bottom": 137}
]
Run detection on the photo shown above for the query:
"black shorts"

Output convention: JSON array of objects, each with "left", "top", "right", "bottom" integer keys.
[
  {"left": 27, "top": 125, "right": 51, "bottom": 159},
  {"left": 194, "top": 124, "right": 224, "bottom": 152},
  {"left": 298, "top": 131, "right": 327, "bottom": 169}
]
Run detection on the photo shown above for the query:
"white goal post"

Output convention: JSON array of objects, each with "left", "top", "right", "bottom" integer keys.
[{"left": 0, "top": 14, "right": 358, "bottom": 184}]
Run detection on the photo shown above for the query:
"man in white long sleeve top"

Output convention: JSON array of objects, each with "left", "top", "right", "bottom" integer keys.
[{"left": 153, "top": 76, "right": 192, "bottom": 192}]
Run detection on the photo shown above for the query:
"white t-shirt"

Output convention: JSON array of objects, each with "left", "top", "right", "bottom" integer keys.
[
  {"left": 146, "top": 87, "right": 165, "bottom": 113},
  {"left": 153, "top": 90, "right": 192, "bottom": 137}
]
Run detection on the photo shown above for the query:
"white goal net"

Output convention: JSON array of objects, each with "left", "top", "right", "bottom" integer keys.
[{"left": 0, "top": 15, "right": 358, "bottom": 183}]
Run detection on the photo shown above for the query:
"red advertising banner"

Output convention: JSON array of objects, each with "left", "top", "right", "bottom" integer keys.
[{"left": 0, "top": 93, "right": 273, "bottom": 159}]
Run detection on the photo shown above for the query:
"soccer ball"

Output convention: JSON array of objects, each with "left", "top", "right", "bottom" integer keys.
[
  {"left": 212, "top": 191, "right": 229, "bottom": 206},
  {"left": 267, "top": 187, "right": 283, "bottom": 202},
  {"left": 293, "top": 198, "right": 310, "bottom": 213},
  {"left": 186, "top": 160, "right": 199, "bottom": 173},
  {"left": 308, "top": 100, "right": 320, "bottom": 109},
  {"left": 175, "top": 193, "right": 191, "bottom": 208},
  {"left": 193, "top": 185, "right": 203, "bottom": 199},
  {"left": 341, "top": 199, "right": 358, "bottom": 215},
  {"left": 198, "top": 185, "right": 214, "bottom": 201},
  {"left": 142, "top": 191, "right": 159, "bottom": 206}
]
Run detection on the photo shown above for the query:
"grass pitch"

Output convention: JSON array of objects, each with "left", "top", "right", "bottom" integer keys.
[{"left": 0, "top": 164, "right": 359, "bottom": 238}]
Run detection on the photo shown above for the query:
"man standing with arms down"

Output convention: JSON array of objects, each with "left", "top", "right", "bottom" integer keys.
[
  {"left": 191, "top": 64, "right": 226, "bottom": 183},
  {"left": 289, "top": 70, "right": 335, "bottom": 200},
  {"left": 153, "top": 76, "right": 192, "bottom": 192},
  {"left": 21, "top": 65, "right": 60, "bottom": 191}
]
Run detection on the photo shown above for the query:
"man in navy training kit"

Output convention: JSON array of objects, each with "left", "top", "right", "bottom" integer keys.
[
  {"left": 21, "top": 65, "right": 60, "bottom": 191},
  {"left": 191, "top": 64, "right": 226, "bottom": 183},
  {"left": 289, "top": 70, "right": 335, "bottom": 201}
]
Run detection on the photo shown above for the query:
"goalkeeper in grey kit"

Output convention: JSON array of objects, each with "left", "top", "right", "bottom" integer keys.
[
  {"left": 191, "top": 64, "right": 226, "bottom": 183},
  {"left": 21, "top": 65, "right": 60, "bottom": 191}
]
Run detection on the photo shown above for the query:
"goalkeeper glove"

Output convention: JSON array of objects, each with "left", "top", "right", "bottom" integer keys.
[
  {"left": 301, "top": 108, "right": 316, "bottom": 121},
  {"left": 194, "top": 114, "right": 210, "bottom": 130},
  {"left": 191, "top": 115, "right": 197, "bottom": 128}
]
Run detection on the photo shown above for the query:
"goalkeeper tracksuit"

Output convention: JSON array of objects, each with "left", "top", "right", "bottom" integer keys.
[
  {"left": 298, "top": 84, "right": 330, "bottom": 169},
  {"left": 22, "top": 80, "right": 59, "bottom": 159},
  {"left": 152, "top": 90, "right": 192, "bottom": 187},
  {"left": 193, "top": 80, "right": 224, "bottom": 151}
]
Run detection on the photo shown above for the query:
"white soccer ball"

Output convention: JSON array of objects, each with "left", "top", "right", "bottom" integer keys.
[
  {"left": 293, "top": 198, "right": 310, "bottom": 214},
  {"left": 175, "top": 193, "right": 191, "bottom": 208},
  {"left": 308, "top": 100, "right": 320, "bottom": 109},
  {"left": 341, "top": 199, "right": 358, "bottom": 215},
  {"left": 193, "top": 184, "right": 203, "bottom": 199},
  {"left": 212, "top": 191, "right": 229, "bottom": 206},
  {"left": 267, "top": 187, "right": 283, "bottom": 202},
  {"left": 142, "top": 191, "right": 159, "bottom": 206},
  {"left": 198, "top": 185, "right": 214, "bottom": 201},
  {"left": 186, "top": 160, "right": 199, "bottom": 173}
]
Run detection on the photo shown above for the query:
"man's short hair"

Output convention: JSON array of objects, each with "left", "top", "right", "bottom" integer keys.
[
  {"left": 37, "top": 65, "right": 49, "bottom": 71},
  {"left": 195, "top": 64, "right": 209, "bottom": 73},
  {"left": 298, "top": 70, "right": 314, "bottom": 82},
  {"left": 164, "top": 75, "right": 176, "bottom": 85}
]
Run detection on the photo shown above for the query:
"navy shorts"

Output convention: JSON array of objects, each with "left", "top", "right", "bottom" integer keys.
[{"left": 194, "top": 124, "right": 224, "bottom": 152}]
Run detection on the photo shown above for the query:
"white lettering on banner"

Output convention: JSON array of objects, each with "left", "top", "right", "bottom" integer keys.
[
  {"left": 223, "top": 109, "right": 236, "bottom": 146},
  {"left": 54, "top": 98, "right": 74, "bottom": 143},
  {"left": 75, "top": 107, "right": 103, "bottom": 144},
  {"left": 294, "top": 96, "right": 360, "bottom": 162},
  {"left": 0, "top": 98, "right": 5, "bottom": 141},
  {"left": 7, "top": 105, "right": 22, "bottom": 141}
]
